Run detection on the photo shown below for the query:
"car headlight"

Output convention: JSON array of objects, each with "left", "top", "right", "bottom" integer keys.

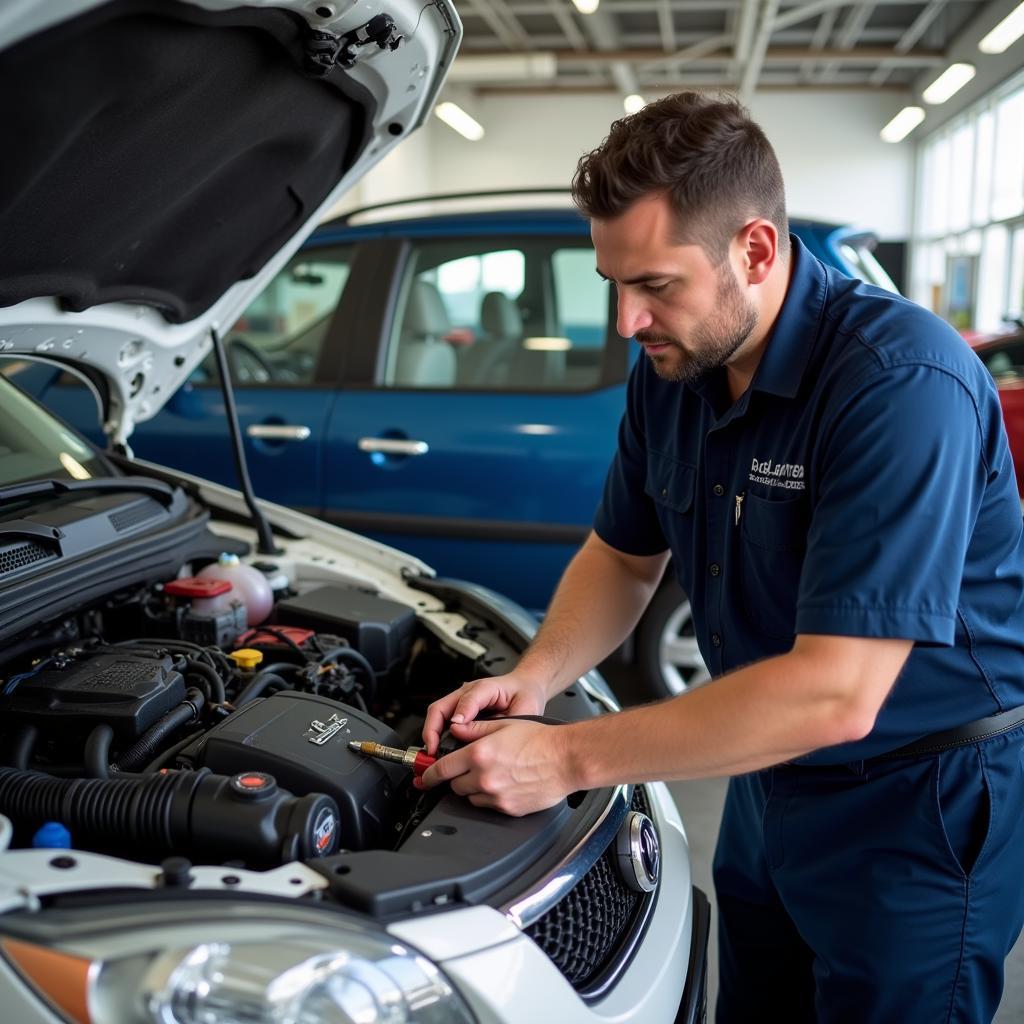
[{"left": 3, "top": 918, "right": 475, "bottom": 1024}]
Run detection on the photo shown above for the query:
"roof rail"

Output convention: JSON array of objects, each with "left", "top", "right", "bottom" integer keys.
[{"left": 330, "top": 188, "right": 573, "bottom": 224}]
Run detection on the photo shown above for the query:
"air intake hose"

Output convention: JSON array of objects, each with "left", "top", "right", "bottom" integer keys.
[{"left": 0, "top": 767, "right": 338, "bottom": 866}]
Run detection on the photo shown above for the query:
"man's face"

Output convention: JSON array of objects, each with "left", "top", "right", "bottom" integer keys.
[{"left": 591, "top": 193, "right": 759, "bottom": 383}]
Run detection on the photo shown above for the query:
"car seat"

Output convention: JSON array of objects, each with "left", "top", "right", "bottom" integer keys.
[
  {"left": 393, "top": 280, "right": 456, "bottom": 388},
  {"left": 461, "top": 291, "right": 565, "bottom": 389}
]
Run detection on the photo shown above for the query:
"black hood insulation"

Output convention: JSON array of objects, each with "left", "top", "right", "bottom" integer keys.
[{"left": 0, "top": 0, "right": 375, "bottom": 321}]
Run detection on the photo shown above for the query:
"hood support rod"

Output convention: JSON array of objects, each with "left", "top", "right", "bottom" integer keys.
[{"left": 210, "top": 328, "right": 281, "bottom": 556}]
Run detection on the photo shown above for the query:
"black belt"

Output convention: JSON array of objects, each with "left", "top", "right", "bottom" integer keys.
[{"left": 875, "top": 705, "right": 1024, "bottom": 761}]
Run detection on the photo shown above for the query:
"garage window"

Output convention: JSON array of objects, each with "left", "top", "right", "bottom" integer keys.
[{"left": 912, "top": 70, "right": 1024, "bottom": 334}]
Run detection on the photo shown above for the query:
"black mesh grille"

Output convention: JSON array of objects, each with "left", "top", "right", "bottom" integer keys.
[
  {"left": 0, "top": 540, "right": 55, "bottom": 576},
  {"left": 524, "top": 786, "right": 654, "bottom": 991},
  {"left": 109, "top": 498, "right": 162, "bottom": 533},
  {"left": 631, "top": 782, "right": 650, "bottom": 816}
]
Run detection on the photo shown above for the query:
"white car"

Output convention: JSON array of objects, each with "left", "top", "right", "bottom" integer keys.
[{"left": 0, "top": 2, "right": 708, "bottom": 1022}]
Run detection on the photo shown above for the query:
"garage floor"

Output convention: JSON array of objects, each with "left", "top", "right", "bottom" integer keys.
[{"left": 603, "top": 659, "right": 1024, "bottom": 1022}]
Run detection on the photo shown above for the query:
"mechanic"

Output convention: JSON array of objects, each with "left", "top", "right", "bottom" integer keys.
[{"left": 418, "top": 91, "right": 1024, "bottom": 1023}]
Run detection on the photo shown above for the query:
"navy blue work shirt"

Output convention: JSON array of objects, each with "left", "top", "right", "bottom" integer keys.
[{"left": 595, "top": 235, "right": 1024, "bottom": 763}]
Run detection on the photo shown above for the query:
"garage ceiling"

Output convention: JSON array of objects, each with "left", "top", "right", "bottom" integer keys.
[{"left": 450, "top": 0, "right": 990, "bottom": 99}]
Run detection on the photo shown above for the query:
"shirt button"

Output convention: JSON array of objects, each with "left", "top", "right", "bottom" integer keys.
[
  {"left": 709, "top": 563, "right": 721, "bottom": 577},
  {"left": 711, "top": 633, "right": 722, "bottom": 647},
  {"left": 713, "top": 484, "right": 724, "bottom": 496}
]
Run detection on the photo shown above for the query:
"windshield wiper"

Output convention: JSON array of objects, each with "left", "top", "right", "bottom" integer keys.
[{"left": 0, "top": 476, "right": 176, "bottom": 508}]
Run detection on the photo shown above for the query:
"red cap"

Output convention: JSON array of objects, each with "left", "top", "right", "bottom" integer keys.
[
  {"left": 237, "top": 773, "right": 269, "bottom": 789},
  {"left": 164, "top": 577, "right": 232, "bottom": 598}
]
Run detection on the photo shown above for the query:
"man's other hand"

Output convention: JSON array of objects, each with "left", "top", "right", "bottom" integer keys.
[{"left": 418, "top": 718, "right": 574, "bottom": 816}]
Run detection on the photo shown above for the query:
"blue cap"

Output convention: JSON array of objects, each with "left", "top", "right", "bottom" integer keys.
[{"left": 31, "top": 821, "right": 71, "bottom": 849}]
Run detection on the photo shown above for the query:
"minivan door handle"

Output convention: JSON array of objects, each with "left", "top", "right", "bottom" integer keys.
[
  {"left": 246, "top": 424, "right": 311, "bottom": 441},
  {"left": 357, "top": 438, "right": 429, "bottom": 456}
]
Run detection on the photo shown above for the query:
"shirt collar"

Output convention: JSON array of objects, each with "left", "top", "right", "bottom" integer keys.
[{"left": 748, "top": 234, "right": 828, "bottom": 399}]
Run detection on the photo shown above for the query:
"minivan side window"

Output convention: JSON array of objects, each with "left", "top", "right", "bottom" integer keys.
[{"left": 383, "top": 238, "right": 610, "bottom": 392}]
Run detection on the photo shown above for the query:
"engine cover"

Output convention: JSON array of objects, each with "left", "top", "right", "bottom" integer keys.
[
  {"left": 180, "top": 692, "right": 404, "bottom": 851},
  {"left": 3, "top": 649, "right": 185, "bottom": 740}
]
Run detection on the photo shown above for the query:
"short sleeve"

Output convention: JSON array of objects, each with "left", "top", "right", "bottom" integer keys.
[
  {"left": 593, "top": 363, "right": 669, "bottom": 556},
  {"left": 796, "top": 363, "right": 988, "bottom": 644}
]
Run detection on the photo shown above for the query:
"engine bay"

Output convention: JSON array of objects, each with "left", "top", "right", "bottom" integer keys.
[
  {"left": 0, "top": 553, "right": 469, "bottom": 860},
  {"left": 0, "top": 468, "right": 622, "bottom": 925}
]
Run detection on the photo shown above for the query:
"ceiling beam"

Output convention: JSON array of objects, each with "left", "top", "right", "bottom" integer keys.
[
  {"left": 477, "top": 81, "right": 911, "bottom": 96},
  {"left": 461, "top": 0, "right": 523, "bottom": 49},
  {"left": 657, "top": 0, "right": 677, "bottom": 51},
  {"left": 576, "top": 6, "right": 641, "bottom": 98},
  {"left": 739, "top": 0, "right": 782, "bottom": 101},
  {"left": 458, "top": 45, "right": 945, "bottom": 64},
  {"left": 732, "top": 0, "right": 762, "bottom": 85},
  {"left": 631, "top": 33, "right": 735, "bottom": 70},
  {"left": 870, "top": 0, "right": 950, "bottom": 86},
  {"left": 544, "top": 0, "right": 588, "bottom": 50},
  {"left": 800, "top": 6, "right": 837, "bottom": 82},
  {"left": 773, "top": 0, "right": 852, "bottom": 34},
  {"left": 816, "top": 1, "right": 876, "bottom": 81}
]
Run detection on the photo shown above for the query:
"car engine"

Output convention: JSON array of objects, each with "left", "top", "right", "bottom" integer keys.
[{"left": 0, "top": 554, "right": 477, "bottom": 871}]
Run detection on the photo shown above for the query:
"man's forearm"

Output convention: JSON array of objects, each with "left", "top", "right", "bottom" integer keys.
[
  {"left": 559, "top": 634, "right": 911, "bottom": 786},
  {"left": 515, "top": 536, "right": 667, "bottom": 699}
]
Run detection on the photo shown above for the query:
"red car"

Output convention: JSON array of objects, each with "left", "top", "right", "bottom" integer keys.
[{"left": 972, "top": 328, "right": 1024, "bottom": 494}]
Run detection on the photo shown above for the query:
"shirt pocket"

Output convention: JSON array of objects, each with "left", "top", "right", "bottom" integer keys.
[
  {"left": 739, "top": 490, "right": 809, "bottom": 640},
  {"left": 645, "top": 451, "right": 696, "bottom": 514}
]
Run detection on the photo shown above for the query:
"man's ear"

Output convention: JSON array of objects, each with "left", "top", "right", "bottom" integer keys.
[{"left": 735, "top": 219, "right": 778, "bottom": 285}]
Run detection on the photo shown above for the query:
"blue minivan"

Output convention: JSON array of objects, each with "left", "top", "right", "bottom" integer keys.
[{"left": 17, "top": 191, "right": 898, "bottom": 696}]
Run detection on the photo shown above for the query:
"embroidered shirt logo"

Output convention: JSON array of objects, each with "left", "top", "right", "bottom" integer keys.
[{"left": 749, "top": 457, "right": 806, "bottom": 491}]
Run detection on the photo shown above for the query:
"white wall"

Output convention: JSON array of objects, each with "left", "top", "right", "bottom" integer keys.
[{"left": 340, "top": 90, "right": 915, "bottom": 240}]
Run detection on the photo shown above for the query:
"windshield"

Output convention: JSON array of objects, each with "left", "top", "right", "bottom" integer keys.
[{"left": 0, "top": 371, "right": 109, "bottom": 487}]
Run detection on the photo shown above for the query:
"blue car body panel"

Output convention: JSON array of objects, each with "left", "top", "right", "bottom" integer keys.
[{"left": 23, "top": 209, "right": 884, "bottom": 615}]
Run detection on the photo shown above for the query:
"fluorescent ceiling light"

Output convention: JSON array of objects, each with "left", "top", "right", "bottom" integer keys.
[
  {"left": 524, "top": 336, "right": 572, "bottom": 351},
  {"left": 922, "top": 63, "right": 976, "bottom": 104},
  {"left": 623, "top": 94, "right": 646, "bottom": 114},
  {"left": 434, "top": 102, "right": 484, "bottom": 141},
  {"left": 979, "top": 2, "right": 1024, "bottom": 53},
  {"left": 880, "top": 106, "right": 925, "bottom": 143},
  {"left": 572, "top": 0, "right": 600, "bottom": 13}
]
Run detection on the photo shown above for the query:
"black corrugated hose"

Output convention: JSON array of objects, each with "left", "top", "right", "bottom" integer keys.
[{"left": 114, "top": 688, "right": 205, "bottom": 772}]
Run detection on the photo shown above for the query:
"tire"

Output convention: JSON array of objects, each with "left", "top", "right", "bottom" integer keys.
[{"left": 636, "top": 579, "right": 711, "bottom": 698}]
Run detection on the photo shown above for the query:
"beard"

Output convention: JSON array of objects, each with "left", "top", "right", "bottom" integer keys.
[{"left": 637, "top": 268, "right": 759, "bottom": 384}]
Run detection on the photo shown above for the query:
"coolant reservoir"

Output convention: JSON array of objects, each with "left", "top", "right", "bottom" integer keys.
[{"left": 196, "top": 554, "right": 273, "bottom": 626}]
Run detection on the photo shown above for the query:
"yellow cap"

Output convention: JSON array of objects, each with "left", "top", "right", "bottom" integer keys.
[{"left": 229, "top": 648, "right": 264, "bottom": 671}]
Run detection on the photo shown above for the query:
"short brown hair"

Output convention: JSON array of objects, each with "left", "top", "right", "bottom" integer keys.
[{"left": 572, "top": 91, "right": 789, "bottom": 263}]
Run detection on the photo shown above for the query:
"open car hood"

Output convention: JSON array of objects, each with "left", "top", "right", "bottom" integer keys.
[{"left": 0, "top": 0, "right": 459, "bottom": 446}]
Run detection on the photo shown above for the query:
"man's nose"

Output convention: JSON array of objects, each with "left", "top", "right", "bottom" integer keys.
[{"left": 616, "top": 291, "right": 653, "bottom": 339}]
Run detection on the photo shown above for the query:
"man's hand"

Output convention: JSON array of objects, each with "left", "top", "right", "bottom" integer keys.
[
  {"left": 421, "top": 673, "right": 548, "bottom": 755},
  {"left": 418, "top": 719, "right": 575, "bottom": 816}
]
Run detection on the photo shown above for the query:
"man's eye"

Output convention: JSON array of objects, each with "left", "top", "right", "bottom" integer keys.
[{"left": 645, "top": 282, "right": 669, "bottom": 294}]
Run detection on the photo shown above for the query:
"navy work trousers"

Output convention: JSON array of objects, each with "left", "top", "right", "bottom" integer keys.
[{"left": 713, "top": 725, "right": 1024, "bottom": 1023}]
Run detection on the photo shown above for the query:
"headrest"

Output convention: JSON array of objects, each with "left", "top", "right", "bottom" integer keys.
[
  {"left": 404, "top": 280, "right": 450, "bottom": 338},
  {"left": 480, "top": 291, "right": 522, "bottom": 340}
]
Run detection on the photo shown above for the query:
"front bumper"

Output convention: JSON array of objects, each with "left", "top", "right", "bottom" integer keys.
[{"left": 390, "top": 780, "right": 700, "bottom": 1023}]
